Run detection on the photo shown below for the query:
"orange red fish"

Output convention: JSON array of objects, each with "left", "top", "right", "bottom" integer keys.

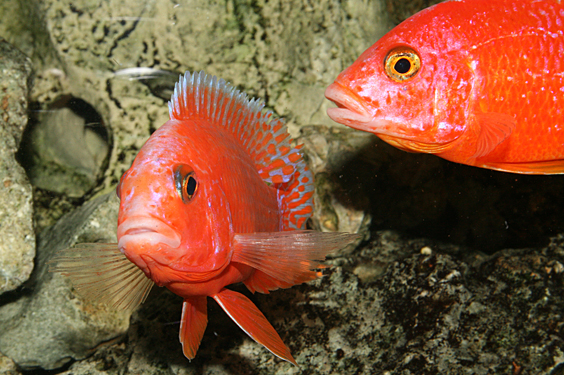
[
  {"left": 53, "top": 71, "right": 358, "bottom": 364},
  {"left": 326, "top": 0, "right": 564, "bottom": 174}
]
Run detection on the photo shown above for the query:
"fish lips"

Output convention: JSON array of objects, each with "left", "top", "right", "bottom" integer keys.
[
  {"left": 326, "top": 82, "right": 415, "bottom": 139},
  {"left": 325, "top": 82, "right": 373, "bottom": 128},
  {"left": 117, "top": 216, "right": 182, "bottom": 260}
]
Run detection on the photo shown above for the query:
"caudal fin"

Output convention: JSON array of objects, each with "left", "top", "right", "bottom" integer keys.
[{"left": 213, "top": 288, "right": 296, "bottom": 365}]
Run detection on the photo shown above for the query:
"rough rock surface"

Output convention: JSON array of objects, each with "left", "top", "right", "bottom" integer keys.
[
  {"left": 0, "top": 39, "right": 35, "bottom": 294},
  {"left": 47, "top": 231, "right": 564, "bottom": 375},
  {"left": 0, "top": 192, "right": 131, "bottom": 370},
  {"left": 0, "top": 353, "right": 20, "bottom": 375},
  {"left": 300, "top": 126, "right": 374, "bottom": 240}
]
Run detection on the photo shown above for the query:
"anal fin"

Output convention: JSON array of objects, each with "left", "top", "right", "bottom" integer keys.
[
  {"left": 480, "top": 158, "right": 564, "bottom": 174},
  {"left": 179, "top": 296, "right": 208, "bottom": 360},
  {"left": 213, "top": 288, "right": 296, "bottom": 365}
]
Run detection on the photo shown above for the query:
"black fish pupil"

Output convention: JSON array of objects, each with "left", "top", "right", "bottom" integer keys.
[
  {"left": 394, "top": 58, "right": 411, "bottom": 74},
  {"left": 185, "top": 176, "right": 197, "bottom": 196}
]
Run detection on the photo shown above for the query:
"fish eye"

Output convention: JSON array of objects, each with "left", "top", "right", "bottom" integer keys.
[
  {"left": 384, "top": 46, "right": 421, "bottom": 82},
  {"left": 116, "top": 173, "right": 126, "bottom": 199},
  {"left": 174, "top": 165, "right": 198, "bottom": 203}
]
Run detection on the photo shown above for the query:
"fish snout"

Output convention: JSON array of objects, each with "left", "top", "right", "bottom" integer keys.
[
  {"left": 325, "top": 82, "right": 373, "bottom": 127},
  {"left": 117, "top": 216, "right": 182, "bottom": 255}
]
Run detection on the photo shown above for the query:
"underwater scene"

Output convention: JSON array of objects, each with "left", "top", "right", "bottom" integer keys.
[{"left": 1, "top": 0, "right": 564, "bottom": 374}]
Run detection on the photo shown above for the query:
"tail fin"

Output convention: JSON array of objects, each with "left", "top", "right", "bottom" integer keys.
[{"left": 168, "top": 71, "right": 314, "bottom": 230}]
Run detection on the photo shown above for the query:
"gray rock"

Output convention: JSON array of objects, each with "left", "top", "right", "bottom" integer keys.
[
  {"left": 0, "top": 192, "right": 131, "bottom": 370},
  {"left": 23, "top": 105, "right": 109, "bottom": 197},
  {"left": 0, "top": 39, "right": 35, "bottom": 294}
]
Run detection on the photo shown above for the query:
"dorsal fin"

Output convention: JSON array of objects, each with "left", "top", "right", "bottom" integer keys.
[{"left": 169, "top": 71, "right": 314, "bottom": 230}]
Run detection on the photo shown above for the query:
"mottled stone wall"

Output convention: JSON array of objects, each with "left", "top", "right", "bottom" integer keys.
[{"left": 5, "top": 0, "right": 391, "bottom": 193}]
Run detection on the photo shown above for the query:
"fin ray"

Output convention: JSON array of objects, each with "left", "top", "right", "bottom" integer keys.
[
  {"left": 472, "top": 112, "right": 516, "bottom": 158},
  {"left": 276, "top": 158, "right": 315, "bottom": 230},
  {"left": 49, "top": 243, "right": 154, "bottom": 311},
  {"left": 233, "top": 230, "right": 360, "bottom": 293},
  {"left": 179, "top": 297, "right": 208, "bottom": 360},
  {"left": 480, "top": 159, "right": 564, "bottom": 174},
  {"left": 213, "top": 288, "right": 296, "bottom": 365}
]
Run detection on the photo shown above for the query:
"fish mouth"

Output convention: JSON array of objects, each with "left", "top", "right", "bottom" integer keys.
[
  {"left": 325, "top": 82, "right": 373, "bottom": 129},
  {"left": 117, "top": 216, "right": 182, "bottom": 252},
  {"left": 325, "top": 82, "right": 417, "bottom": 139}
]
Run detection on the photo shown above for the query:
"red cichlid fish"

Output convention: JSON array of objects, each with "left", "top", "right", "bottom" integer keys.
[
  {"left": 325, "top": 0, "right": 564, "bottom": 174},
  {"left": 52, "top": 71, "right": 358, "bottom": 364}
]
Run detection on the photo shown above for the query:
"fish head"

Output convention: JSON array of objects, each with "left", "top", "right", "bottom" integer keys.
[
  {"left": 326, "top": 26, "right": 474, "bottom": 153},
  {"left": 116, "top": 121, "right": 231, "bottom": 285}
]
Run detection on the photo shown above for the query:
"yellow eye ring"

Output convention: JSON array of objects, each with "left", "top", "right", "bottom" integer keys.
[
  {"left": 174, "top": 165, "right": 198, "bottom": 203},
  {"left": 384, "top": 47, "right": 421, "bottom": 82}
]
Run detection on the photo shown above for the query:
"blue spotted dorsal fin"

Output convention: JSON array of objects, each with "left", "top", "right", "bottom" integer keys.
[{"left": 168, "top": 71, "right": 314, "bottom": 230}]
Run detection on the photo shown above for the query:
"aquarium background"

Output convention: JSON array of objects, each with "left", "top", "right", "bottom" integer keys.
[{"left": 1, "top": 0, "right": 563, "bottom": 374}]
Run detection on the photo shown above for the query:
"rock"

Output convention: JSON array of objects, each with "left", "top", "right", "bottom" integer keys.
[
  {"left": 19, "top": 98, "right": 109, "bottom": 197},
  {"left": 0, "top": 192, "right": 131, "bottom": 370},
  {"left": 0, "top": 1, "right": 36, "bottom": 58},
  {"left": 0, "top": 353, "right": 21, "bottom": 375},
  {"left": 0, "top": 39, "right": 35, "bottom": 294},
  {"left": 364, "top": 235, "right": 564, "bottom": 374},
  {"left": 299, "top": 125, "right": 374, "bottom": 247}
]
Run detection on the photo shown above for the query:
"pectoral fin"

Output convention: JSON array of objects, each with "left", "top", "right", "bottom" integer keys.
[
  {"left": 472, "top": 112, "right": 516, "bottom": 158},
  {"left": 179, "top": 296, "right": 208, "bottom": 360},
  {"left": 213, "top": 288, "right": 297, "bottom": 365},
  {"left": 49, "top": 243, "right": 154, "bottom": 311},
  {"left": 232, "top": 230, "right": 360, "bottom": 293}
]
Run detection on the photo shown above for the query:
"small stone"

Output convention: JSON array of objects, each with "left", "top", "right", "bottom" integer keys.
[
  {"left": 421, "top": 246, "right": 433, "bottom": 255},
  {"left": 353, "top": 263, "right": 384, "bottom": 283}
]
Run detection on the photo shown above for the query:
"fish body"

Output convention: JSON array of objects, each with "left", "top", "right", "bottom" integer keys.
[
  {"left": 325, "top": 0, "right": 564, "bottom": 174},
  {"left": 116, "top": 117, "right": 277, "bottom": 294},
  {"left": 53, "top": 72, "right": 358, "bottom": 364}
]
